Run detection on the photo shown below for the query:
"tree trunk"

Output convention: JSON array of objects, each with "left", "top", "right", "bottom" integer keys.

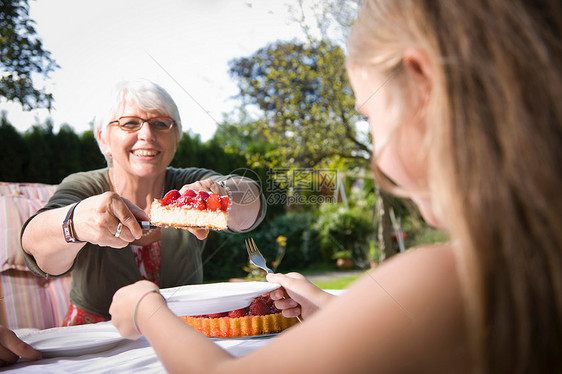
[{"left": 376, "top": 187, "right": 395, "bottom": 262}]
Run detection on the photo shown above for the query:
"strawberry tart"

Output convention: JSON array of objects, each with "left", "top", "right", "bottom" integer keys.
[
  {"left": 150, "top": 189, "right": 231, "bottom": 230},
  {"left": 180, "top": 295, "right": 298, "bottom": 338}
]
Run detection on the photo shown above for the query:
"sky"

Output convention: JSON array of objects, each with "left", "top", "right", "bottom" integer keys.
[{"left": 0, "top": 0, "right": 312, "bottom": 140}]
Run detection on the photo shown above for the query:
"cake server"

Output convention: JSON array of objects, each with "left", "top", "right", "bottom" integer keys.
[{"left": 137, "top": 221, "right": 158, "bottom": 230}]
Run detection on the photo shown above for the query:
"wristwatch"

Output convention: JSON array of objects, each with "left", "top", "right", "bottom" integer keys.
[{"left": 62, "top": 201, "right": 85, "bottom": 243}]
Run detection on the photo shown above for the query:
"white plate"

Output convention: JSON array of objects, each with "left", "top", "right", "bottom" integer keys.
[
  {"left": 160, "top": 281, "right": 281, "bottom": 316},
  {"left": 21, "top": 323, "right": 124, "bottom": 358}
]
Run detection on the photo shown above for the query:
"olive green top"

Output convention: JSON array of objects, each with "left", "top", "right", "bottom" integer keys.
[{"left": 21, "top": 167, "right": 266, "bottom": 319}]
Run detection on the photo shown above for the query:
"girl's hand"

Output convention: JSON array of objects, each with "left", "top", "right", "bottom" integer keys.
[
  {"left": 109, "top": 280, "right": 165, "bottom": 340},
  {"left": 266, "top": 272, "right": 336, "bottom": 320}
]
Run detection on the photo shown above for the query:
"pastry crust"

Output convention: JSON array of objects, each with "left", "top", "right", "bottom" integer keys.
[{"left": 180, "top": 313, "right": 298, "bottom": 338}]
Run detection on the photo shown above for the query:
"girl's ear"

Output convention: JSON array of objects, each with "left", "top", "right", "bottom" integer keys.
[{"left": 403, "top": 48, "right": 433, "bottom": 105}]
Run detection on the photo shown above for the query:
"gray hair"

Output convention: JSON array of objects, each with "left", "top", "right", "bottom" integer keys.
[{"left": 94, "top": 79, "right": 183, "bottom": 165}]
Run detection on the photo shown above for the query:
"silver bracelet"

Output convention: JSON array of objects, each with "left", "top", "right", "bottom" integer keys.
[{"left": 133, "top": 289, "right": 165, "bottom": 334}]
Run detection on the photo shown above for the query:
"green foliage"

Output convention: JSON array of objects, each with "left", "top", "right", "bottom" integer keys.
[
  {"left": 79, "top": 130, "right": 106, "bottom": 172},
  {"left": 229, "top": 40, "right": 370, "bottom": 170},
  {"left": 22, "top": 122, "right": 54, "bottom": 182},
  {"left": 250, "top": 211, "right": 323, "bottom": 272},
  {"left": 0, "top": 116, "right": 104, "bottom": 183},
  {"left": 314, "top": 188, "right": 376, "bottom": 263},
  {"left": 0, "top": 0, "right": 58, "bottom": 109},
  {"left": 211, "top": 117, "right": 287, "bottom": 221},
  {"left": 202, "top": 211, "right": 325, "bottom": 282},
  {"left": 0, "top": 112, "right": 30, "bottom": 180},
  {"left": 401, "top": 217, "right": 449, "bottom": 248},
  {"left": 171, "top": 131, "right": 205, "bottom": 168},
  {"left": 171, "top": 128, "right": 251, "bottom": 176},
  {"left": 332, "top": 250, "right": 353, "bottom": 259},
  {"left": 201, "top": 232, "right": 249, "bottom": 282}
]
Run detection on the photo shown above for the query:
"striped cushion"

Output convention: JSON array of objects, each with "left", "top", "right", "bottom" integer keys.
[
  {"left": 0, "top": 182, "right": 72, "bottom": 329},
  {"left": 0, "top": 182, "right": 57, "bottom": 271},
  {"left": 46, "top": 275, "right": 73, "bottom": 327},
  {"left": 0, "top": 182, "right": 58, "bottom": 201},
  {"left": 0, "top": 270, "right": 71, "bottom": 329}
]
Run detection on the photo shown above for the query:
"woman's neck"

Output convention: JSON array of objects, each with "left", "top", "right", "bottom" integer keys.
[{"left": 109, "top": 168, "right": 166, "bottom": 211}]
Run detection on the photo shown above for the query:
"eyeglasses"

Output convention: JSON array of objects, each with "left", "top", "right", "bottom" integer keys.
[{"left": 108, "top": 116, "right": 175, "bottom": 132}]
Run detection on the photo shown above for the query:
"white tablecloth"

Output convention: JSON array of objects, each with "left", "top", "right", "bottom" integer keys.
[
  {"left": 4, "top": 289, "right": 344, "bottom": 373},
  {"left": 5, "top": 323, "right": 272, "bottom": 373}
]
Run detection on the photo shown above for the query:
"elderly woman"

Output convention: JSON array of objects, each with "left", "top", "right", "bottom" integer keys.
[{"left": 21, "top": 79, "right": 265, "bottom": 325}]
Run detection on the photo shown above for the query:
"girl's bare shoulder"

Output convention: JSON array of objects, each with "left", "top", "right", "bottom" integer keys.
[{"left": 341, "top": 243, "right": 471, "bottom": 372}]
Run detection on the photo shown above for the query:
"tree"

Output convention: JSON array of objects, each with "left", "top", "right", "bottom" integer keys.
[
  {"left": 22, "top": 121, "right": 54, "bottom": 182},
  {"left": 79, "top": 130, "right": 106, "bottom": 172},
  {"left": 0, "top": 111, "right": 29, "bottom": 181},
  {"left": 288, "top": 0, "right": 362, "bottom": 48},
  {"left": 212, "top": 116, "right": 286, "bottom": 219},
  {"left": 286, "top": 0, "right": 401, "bottom": 261},
  {"left": 228, "top": 1, "right": 404, "bottom": 261},
  {"left": 0, "top": 0, "right": 58, "bottom": 110},
  {"left": 229, "top": 40, "right": 370, "bottom": 169},
  {"left": 171, "top": 131, "right": 205, "bottom": 169},
  {"left": 52, "top": 124, "right": 84, "bottom": 182}
]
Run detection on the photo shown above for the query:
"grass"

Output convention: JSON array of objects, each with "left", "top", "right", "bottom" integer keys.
[{"left": 311, "top": 273, "right": 363, "bottom": 290}]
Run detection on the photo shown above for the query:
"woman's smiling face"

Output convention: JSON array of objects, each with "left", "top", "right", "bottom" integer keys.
[{"left": 101, "top": 102, "right": 179, "bottom": 179}]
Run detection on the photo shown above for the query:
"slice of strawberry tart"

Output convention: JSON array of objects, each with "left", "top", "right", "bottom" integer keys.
[
  {"left": 150, "top": 189, "right": 231, "bottom": 230},
  {"left": 180, "top": 295, "right": 298, "bottom": 338}
]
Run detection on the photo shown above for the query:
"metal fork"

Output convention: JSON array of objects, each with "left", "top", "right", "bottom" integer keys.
[
  {"left": 246, "top": 237, "right": 274, "bottom": 274},
  {"left": 245, "top": 238, "right": 303, "bottom": 323}
]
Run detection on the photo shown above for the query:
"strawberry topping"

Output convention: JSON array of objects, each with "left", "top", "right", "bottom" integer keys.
[
  {"left": 182, "top": 189, "right": 197, "bottom": 198},
  {"left": 194, "top": 296, "right": 279, "bottom": 319},
  {"left": 228, "top": 308, "right": 248, "bottom": 318},
  {"left": 206, "top": 193, "right": 222, "bottom": 211},
  {"left": 220, "top": 196, "right": 230, "bottom": 212},
  {"left": 161, "top": 190, "right": 181, "bottom": 205},
  {"left": 176, "top": 195, "right": 194, "bottom": 207},
  {"left": 197, "top": 191, "right": 210, "bottom": 200},
  {"left": 249, "top": 297, "right": 270, "bottom": 316},
  {"left": 159, "top": 189, "right": 230, "bottom": 212},
  {"left": 161, "top": 190, "right": 180, "bottom": 205},
  {"left": 194, "top": 199, "right": 206, "bottom": 210},
  {"left": 207, "top": 312, "right": 228, "bottom": 318}
]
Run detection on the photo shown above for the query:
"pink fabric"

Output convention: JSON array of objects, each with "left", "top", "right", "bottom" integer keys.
[
  {"left": 0, "top": 269, "right": 71, "bottom": 329},
  {"left": 0, "top": 196, "right": 45, "bottom": 271},
  {"left": 46, "top": 275, "right": 73, "bottom": 327},
  {"left": 0, "top": 182, "right": 71, "bottom": 329},
  {"left": 0, "top": 182, "right": 57, "bottom": 271},
  {"left": 0, "top": 182, "right": 57, "bottom": 200}
]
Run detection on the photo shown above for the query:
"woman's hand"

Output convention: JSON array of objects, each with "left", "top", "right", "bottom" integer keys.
[
  {"left": 266, "top": 272, "right": 336, "bottom": 320},
  {"left": 179, "top": 178, "right": 229, "bottom": 197},
  {"left": 0, "top": 325, "right": 41, "bottom": 366},
  {"left": 22, "top": 191, "right": 152, "bottom": 276},
  {"left": 73, "top": 192, "right": 149, "bottom": 247},
  {"left": 110, "top": 280, "right": 165, "bottom": 340}
]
